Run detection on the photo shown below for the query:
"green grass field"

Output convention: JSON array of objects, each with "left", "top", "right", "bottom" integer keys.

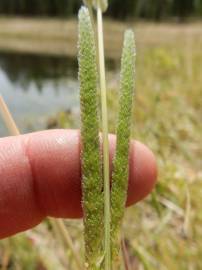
[{"left": 0, "top": 19, "right": 202, "bottom": 269}]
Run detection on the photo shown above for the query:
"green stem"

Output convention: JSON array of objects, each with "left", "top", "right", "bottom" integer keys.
[{"left": 96, "top": 4, "right": 111, "bottom": 270}]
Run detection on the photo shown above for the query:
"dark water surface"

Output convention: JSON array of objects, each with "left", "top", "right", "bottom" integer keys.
[
  {"left": 0, "top": 51, "right": 118, "bottom": 137},
  {"left": 0, "top": 52, "right": 81, "bottom": 136}
]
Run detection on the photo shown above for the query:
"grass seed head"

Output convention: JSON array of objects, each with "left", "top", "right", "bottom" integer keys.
[
  {"left": 111, "top": 29, "right": 136, "bottom": 263},
  {"left": 78, "top": 6, "right": 104, "bottom": 269}
]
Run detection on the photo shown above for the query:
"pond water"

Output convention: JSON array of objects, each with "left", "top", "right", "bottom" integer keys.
[
  {"left": 0, "top": 52, "right": 117, "bottom": 137},
  {"left": 0, "top": 52, "right": 80, "bottom": 136}
]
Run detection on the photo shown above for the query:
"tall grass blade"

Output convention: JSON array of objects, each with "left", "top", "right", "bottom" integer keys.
[
  {"left": 111, "top": 30, "right": 136, "bottom": 264},
  {"left": 78, "top": 7, "right": 103, "bottom": 269}
]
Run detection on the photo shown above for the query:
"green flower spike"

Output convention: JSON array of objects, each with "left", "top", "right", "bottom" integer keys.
[
  {"left": 78, "top": 7, "right": 103, "bottom": 269},
  {"left": 111, "top": 30, "right": 136, "bottom": 264}
]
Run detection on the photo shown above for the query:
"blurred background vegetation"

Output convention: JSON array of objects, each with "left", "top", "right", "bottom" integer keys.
[
  {"left": 0, "top": 1, "right": 202, "bottom": 270},
  {"left": 0, "top": 0, "right": 202, "bottom": 21}
]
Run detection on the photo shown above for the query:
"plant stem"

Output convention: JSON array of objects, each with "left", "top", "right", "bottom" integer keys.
[
  {"left": 0, "top": 95, "right": 20, "bottom": 135},
  {"left": 1, "top": 239, "right": 11, "bottom": 270},
  {"left": 121, "top": 239, "right": 132, "bottom": 270},
  {"left": 53, "top": 219, "right": 83, "bottom": 270},
  {"left": 0, "top": 95, "right": 83, "bottom": 270},
  {"left": 97, "top": 4, "right": 111, "bottom": 270}
]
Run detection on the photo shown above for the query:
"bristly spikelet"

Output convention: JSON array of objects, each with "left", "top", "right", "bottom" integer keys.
[
  {"left": 111, "top": 30, "right": 136, "bottom": 262},
  {"left": 78, "top": 7, "right": 103, "bottom": 269}
]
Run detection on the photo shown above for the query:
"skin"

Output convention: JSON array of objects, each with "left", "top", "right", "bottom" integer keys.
[{"left": 0, "top": 129, "right": 157, "bottom": 239}]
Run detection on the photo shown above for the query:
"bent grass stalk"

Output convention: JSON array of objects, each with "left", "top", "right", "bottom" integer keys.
[
  {"left": 0, "top": 95, "right": 82, "bottom": 270},
  {"left": 111, "top": 30, "right": 136, "bottom": 265},
  {"left": 78, "top": 7, "right": 103, "bottom": 269},
  {"left": 0, "top": 96, "right": 20, "bottom": 135}
]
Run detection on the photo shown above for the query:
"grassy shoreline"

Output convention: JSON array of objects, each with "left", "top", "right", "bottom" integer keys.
[{"left": 0, "top": 17, "right": 202, "bottom": 58}]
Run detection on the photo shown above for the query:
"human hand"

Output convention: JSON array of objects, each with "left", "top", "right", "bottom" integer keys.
[{"left": 0, "top": 129, "right": 157, "bottom": 239}]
